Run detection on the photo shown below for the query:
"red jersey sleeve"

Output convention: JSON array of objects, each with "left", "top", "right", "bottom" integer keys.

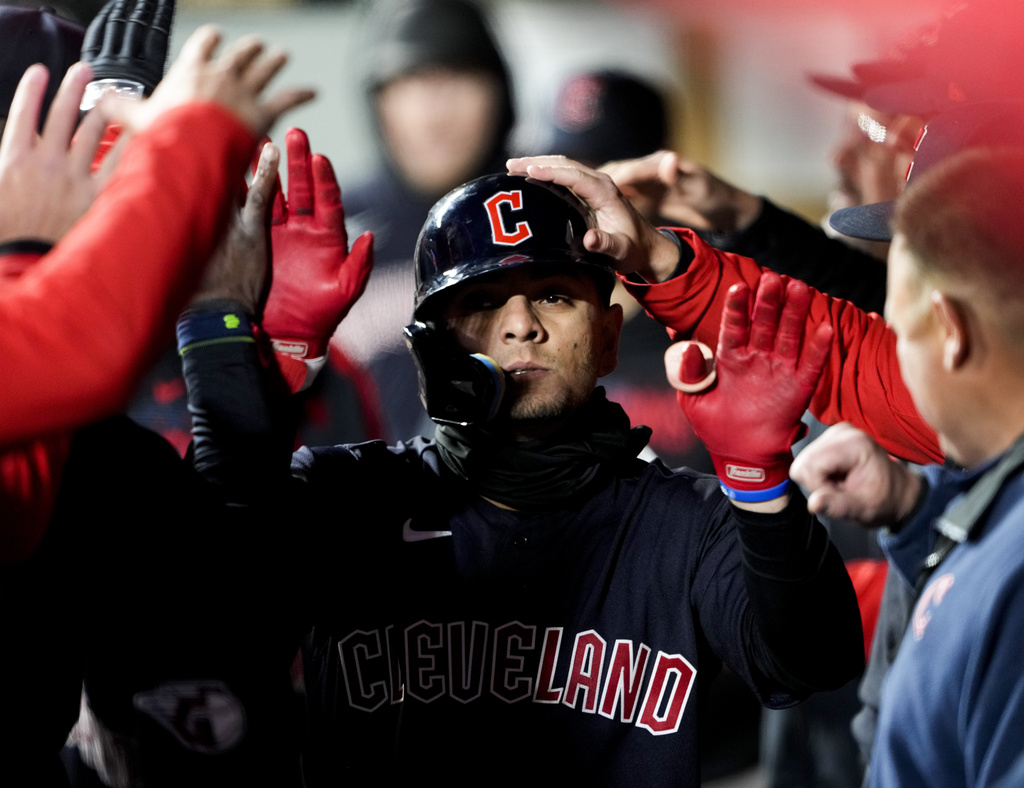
[
  {"left": 622, "top": 228, "right": 943, "bottom": 466},
  {"left": 0, "top": 102, "right": 255, "bottom": 449}
]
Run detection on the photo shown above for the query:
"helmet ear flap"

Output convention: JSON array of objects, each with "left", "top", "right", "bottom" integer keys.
[{"left": 403, "top": 321, "right": 505, "bottom": 426}]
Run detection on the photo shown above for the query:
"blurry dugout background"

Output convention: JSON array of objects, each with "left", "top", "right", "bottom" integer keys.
[{"left": 47, "top": 0, "right": 951, "bottom": 223}]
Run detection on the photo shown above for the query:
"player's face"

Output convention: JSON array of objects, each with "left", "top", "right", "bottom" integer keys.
[
  {"left": 442, "top": 267, "right": 622, "bottom": 435},
  {"left": 885, "top": 233, "right": 958, "bottom": 460},
  {"left": 377, "top": 67, "right": 503, "bottom": 196}
]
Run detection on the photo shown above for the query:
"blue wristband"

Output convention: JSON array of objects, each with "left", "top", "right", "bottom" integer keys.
[
  {"left": 177, "top": 311, "right": 254, "bottom": 355},
  {"left": 719, "top": 478, "right": 791, "bottom": 503}
]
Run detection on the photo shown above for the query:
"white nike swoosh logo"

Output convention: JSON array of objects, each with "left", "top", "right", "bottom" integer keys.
[{"left": 402, "top": 518, "right": 452, "bottom": 542}]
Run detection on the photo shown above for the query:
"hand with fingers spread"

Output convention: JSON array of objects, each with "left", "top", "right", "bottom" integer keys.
[
  {"left": 506, "top": 154, "right": 681, "bottom": 282},
  {"left": 0, "top": 62, "right": 116, "bottom": 244},
  {"left": 98, "top": 24, "right": 315, "bottom": 138},
  {"left": 790, "top": 422, "right": 925, "bottom": 528},
  {"left": 82, "top": 0, "right": 176, "bottom": 98},
  {"left": 260, "top": 127, "right": 373, "bottom": 392},
  {"left": 666, "top": 271, "right": 833, "bottom": 506},
  {"left": 601, "top": 150, "right": 763, "bottom": 234}
]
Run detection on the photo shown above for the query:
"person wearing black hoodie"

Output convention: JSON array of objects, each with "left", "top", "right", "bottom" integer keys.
[{"left": 337, "top": 0, "right": 515, "bottom": 440}]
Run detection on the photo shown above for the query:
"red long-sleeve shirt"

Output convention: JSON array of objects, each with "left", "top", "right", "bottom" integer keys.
[
  {"left": 0, "top": 102, "right": 255, "bottom": 562},
  {"left": 0, "top": 102, "right": 254, "bottom": 446},
  {"left": 622, "top": 228, "right": 943, "bottom": 467}
]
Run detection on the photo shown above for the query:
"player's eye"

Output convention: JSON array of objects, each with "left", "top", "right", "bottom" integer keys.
[
  {"left": 537, "top": 292, "right": 572, "bottom": 306},
  {"left": 458, "top": 291, "right": 503, "bottom": 312}
]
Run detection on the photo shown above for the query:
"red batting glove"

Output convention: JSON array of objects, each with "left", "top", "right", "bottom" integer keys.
[
  {"left": 669, "top": 271, "right": 833, "bottom": 503},
  {"left": 261, "top": 127, "right": 373, "bottom": 392}
]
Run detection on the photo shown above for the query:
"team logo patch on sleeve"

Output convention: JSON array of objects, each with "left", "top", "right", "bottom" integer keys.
[{"left": 484, "top": 191, "right": 533, "bottom": 246}]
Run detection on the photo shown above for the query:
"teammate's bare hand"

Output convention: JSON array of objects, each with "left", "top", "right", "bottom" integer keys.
[
  {"left": 601, "top": 150, "right": 763, "bottom": 234},
  {"left": 790, "top": 422, "right": 925, "bottom": 527},
  {"left": 506, "top": 154, "right": 680, "bottom": 282},
  {"left": 190, "top": 140, "right": 279, "bottom": 311},
  {"left": 99, "top": 25, "right": 315, "bottom": 137},
  {"left": 0, "top": 63, "right": 116, "bottom": 245}
]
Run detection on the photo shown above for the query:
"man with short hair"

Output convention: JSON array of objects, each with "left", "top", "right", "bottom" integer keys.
[
  {"left": 183, "top": 171, "right": 863, "bottom": 786},
  {"left": 789, "top": 147, "right": 1024, "bottom": 788}
]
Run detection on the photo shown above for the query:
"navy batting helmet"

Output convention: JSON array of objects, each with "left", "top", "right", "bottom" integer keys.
[{"left": 412, "top": 173, "right": 616, "bottom": 318}]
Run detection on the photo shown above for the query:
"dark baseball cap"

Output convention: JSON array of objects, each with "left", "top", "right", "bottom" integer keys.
[
  {"left": 0, "top": 5, "right": 84, "bottom": 120},
  {"left": 549, "top": 70, "right": 668, "bottom": 165},
  {"left": 829, "top": 101, "right": 1024, "bottom": 241}
]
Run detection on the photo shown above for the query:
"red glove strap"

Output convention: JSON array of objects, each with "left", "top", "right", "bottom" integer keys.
[{"left": 270, "top": 335, "right": 328, "bottom": 361}]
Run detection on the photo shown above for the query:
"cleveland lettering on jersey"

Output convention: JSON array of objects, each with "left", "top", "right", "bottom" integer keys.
[{"left": 337, "top": 621, "right": 696, "bottom": 736}]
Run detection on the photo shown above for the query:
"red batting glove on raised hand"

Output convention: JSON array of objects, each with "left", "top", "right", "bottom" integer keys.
[
  {"left": 667, "top": 271, "right": 833, "bottom": 503},
  {"left": 261, "top": 127, "right": 373, "bottom": 392}
]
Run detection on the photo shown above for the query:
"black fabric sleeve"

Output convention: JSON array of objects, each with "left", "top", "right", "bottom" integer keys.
[
  {"left": 700, "top": 199, "right": 888, "bottom": 315},
  {"left": 732, "top": 490, "right": 865, "bottom": 695},
  {"left": 181, "top": 327, "right": 296, "bottom": 507}
]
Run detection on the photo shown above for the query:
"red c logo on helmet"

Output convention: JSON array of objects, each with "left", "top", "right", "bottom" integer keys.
[{"left": 484, "top": 191, "right": 533, "bottom": 246}]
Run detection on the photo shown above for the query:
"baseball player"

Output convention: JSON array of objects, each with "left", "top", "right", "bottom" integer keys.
[{"left": 181, "top": 172, "right": 863, "bottom": 785}]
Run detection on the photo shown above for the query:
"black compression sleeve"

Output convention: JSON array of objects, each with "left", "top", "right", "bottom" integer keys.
[
  {"left": 732, "top": 490, "right": 865, "bottom": 695},
  {"left": 181, "top": 329, "right": 294, "bottom": 506}
]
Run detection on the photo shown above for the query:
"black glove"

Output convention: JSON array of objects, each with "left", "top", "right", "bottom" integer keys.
[{"left": 82, "top": 0, "right": 176, "bottom": 95}]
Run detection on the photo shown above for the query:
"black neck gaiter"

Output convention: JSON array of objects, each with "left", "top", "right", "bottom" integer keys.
[{"left": 434, "top": 388, "right": 652, "bottom": 511}]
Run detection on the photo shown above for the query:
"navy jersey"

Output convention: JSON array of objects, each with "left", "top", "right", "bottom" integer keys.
[
  {"left": 290, "top": 439, "right": 860, "bottom": 786},
  {"left": 870, "top": 465, "right": 1024, "bottom": 788}
]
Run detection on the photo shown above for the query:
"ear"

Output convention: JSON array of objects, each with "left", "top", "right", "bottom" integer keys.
[
  {"left": 931, "top": 291, "right": 970, "bottom": 371},
  {"left": 596, "top": 302, "right": 623, "bottom": 377}
]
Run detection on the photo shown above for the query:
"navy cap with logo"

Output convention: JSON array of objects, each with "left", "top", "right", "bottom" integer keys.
[
  {"left": 412, "top": 173, "right": 616, "bottom": 318},
  {"left": 0, "top": 6, "right": 84, "bottom": 121},
  {"left": 829, "top": 101, "right": 1024, "bottom": 242},
  {"left": 550, "top": 70, "right": 668, "bottom": 166}
]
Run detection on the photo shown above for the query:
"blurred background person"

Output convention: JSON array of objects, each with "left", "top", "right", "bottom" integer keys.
[{"left": 337, "top": 0, "right": 516, "bottom": 441}]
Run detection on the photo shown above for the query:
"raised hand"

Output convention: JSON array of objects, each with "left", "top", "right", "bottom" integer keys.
[
  {"left": 82, "top": 0, "right": 176, "bottom": 97},
  {"left": 260, "top": 128, "right": 373, "bottom": 390},
  {"left": 506, "top": 154, "right": 680, "bottom": 282},
  {"left": 98, "top": 25, "right": 315, "bottom": 138},
  {"left": 189, "top": 140, "right": 280, "bottom": 311},
  {"left": 0, "top": 63, "right": 114, "bottom": 244},
  {"left": 666, "top": 271, "right": 833, "bottom": 505},
  {"left": 601, "top": 150, "right": 763, "bottom": 234}
]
